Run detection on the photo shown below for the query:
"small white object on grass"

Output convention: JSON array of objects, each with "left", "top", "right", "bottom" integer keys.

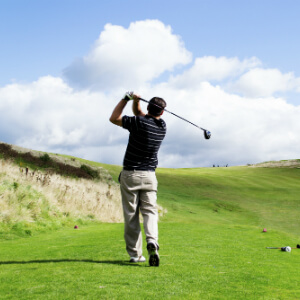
[{"left": 281, "top": 246, "right": 291, "bottom": 252}]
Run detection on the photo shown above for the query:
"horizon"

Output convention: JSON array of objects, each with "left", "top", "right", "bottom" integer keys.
[{"left": 1, "top": 140, "right": 299, "bottom": 170}]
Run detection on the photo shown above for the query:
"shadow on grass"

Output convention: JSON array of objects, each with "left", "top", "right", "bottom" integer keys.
[{"left": 0, "top": 259, "right": 142, "bottom": 267}]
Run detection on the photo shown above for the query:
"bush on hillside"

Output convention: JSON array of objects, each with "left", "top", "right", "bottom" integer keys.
[
  {"left": 80, "top": 164, "right": 100, "bottom": 179},
  {"left": 40, "top": 153, "right": 51, "bottom": 163}
]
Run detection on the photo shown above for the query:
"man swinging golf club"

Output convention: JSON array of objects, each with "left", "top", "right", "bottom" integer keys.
[{"left": 109, "top": 92, "right": 167, "bottom": 266}]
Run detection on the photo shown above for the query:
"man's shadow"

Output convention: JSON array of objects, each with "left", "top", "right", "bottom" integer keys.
[{"left": 0, "top": 259, "right": 142, "bottom": 267}]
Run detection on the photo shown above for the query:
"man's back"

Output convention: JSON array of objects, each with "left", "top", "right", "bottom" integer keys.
[{"left": 122, "top": 114, "right": 166, "bottom": 171}]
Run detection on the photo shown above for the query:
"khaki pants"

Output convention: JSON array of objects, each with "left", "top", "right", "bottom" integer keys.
[{"left": 120, "top": 170, "right": 159, "bottom": 257}]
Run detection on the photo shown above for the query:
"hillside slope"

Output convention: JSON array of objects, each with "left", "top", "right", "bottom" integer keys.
[
  {"left": 155, "top": 165, "right": 300, "bottom": 237},
  {"left": 1, "top": 141, "right": 299, "bottom": 240},
  {"left": 82, "top": 158, "right": 300, "bottom": 237},
  {"left": 0, "top": 142, "right": 123, "bottom": 238}
]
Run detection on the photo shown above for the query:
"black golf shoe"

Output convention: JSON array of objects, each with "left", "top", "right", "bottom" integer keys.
[{"left": 147, "top": 243, "right": 160, "bottom": 267}]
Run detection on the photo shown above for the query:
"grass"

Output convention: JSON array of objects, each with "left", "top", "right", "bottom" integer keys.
[
  {"left": 1, "top": 163, "right": 300, "bottom": 298},
  {"left": 0, "top": 223, "right": 299, "bottom": 299}
]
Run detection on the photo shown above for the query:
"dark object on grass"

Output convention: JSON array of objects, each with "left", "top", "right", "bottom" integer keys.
[{"left": 281, "top": 246, "right": 291, "bottom": 252}]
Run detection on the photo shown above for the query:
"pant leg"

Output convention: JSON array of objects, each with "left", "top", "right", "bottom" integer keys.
[
  {"left": 140, "top": 190, "right": 158, "bottom": 245},
  {"left": 139, "top": 172, "right": 159, "bottom": 246},
  {"left": 120, "top": 171, "right": 143, "bottom": 257}
]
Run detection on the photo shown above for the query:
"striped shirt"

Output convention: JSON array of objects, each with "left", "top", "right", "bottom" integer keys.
[{"left": 122, "top": 115, "right": 167, "bottom": 171}]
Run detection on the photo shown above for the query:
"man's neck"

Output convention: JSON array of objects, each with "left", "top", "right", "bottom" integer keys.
[{"left": 147, "top": 113, "right": 160, "bottom": 120}]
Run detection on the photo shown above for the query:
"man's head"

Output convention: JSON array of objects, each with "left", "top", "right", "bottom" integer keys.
[{"left": 147, "top": 97, "right": 167, "bottom": 117}]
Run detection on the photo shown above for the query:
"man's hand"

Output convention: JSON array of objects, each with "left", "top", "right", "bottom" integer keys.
[
  {"left": 124, "top": 91, "right": 141, "bottom": 102},
  {"left": 123, "top": 91, "right": 134, "bottom": 101}
]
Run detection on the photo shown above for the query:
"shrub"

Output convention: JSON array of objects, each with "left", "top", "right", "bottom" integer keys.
[
  {"left": 40, "top": 153, "right": 51, "bottom": 163},
  {"left": 80, "top": 164, "right": 100, "bottom": 179}
]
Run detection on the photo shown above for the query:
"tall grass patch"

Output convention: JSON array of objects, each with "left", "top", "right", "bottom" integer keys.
[{"left": 0, "top": 158, "right": 123, "bottom": 239}]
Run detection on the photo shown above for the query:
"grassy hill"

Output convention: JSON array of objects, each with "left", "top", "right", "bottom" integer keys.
[
  {"left": 157, "top": 166, "right": 300, "bottom": 235},
  {"left": 87, "top": 160, "right": 300, "bottom": 237},
  {"left": 1, "top": 143, "right": 300, "bottom": 298},
  {"left": 0, "top": 142, "right": 123, "bottom": 239}
]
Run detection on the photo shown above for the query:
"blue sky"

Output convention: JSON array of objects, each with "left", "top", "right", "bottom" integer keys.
[
  {"left": 1, "top": 0, "right": 300, "bottom": 167},
  {"left": 2, "top": 0, "right": 300, "bottom": 86}
]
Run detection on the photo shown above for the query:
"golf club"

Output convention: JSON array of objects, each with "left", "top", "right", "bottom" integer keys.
[
  {"left": 125, "top": 93, "right": 211, "bottom": 139},
  {"left": 266, "top": 244, "right": 300, "bottom": 249},
  {"left": 139, "top": 97, "right": 211, "bottom": 140}
]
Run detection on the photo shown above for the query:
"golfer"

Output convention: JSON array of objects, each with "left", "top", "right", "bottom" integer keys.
[{"left": 109, "top": 92, "right": 167, "bottom": 266}]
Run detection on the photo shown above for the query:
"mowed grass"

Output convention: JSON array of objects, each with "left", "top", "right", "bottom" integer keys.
[{"left": 1, "top": 164, "right": 300, "bottom": 299}]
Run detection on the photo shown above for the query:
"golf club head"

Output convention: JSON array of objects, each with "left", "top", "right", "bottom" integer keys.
[
  {"left": 204, "top": 130, "right": 211, "bottom": 139},
  {"left": 297, "top": 244, "right": 300, "bottom": 249}
]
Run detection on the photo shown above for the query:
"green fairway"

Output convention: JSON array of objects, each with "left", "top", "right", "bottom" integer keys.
[{"left": 1, "top": 164, "right": 300, "bottom": 299}]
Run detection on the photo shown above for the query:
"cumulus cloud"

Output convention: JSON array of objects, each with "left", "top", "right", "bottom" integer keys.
[
  {"left": 232, "top": 68, "right": 299, "bottom": 97},
  {"left": 1, "top": 20, "right": 300, "bottom": 168},
  {"left": 0, "top": 76, "right": 128, "bottom": 162},
  {"left": 168, "top": 56, "right": 261, "bottom": 88},
  {"left": 63, "top": 20, "right": 192, "bottom": 91}
]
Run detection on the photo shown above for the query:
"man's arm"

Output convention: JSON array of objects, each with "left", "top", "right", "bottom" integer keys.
[
  {"left": 132, "top": 94, "right": 146, "bottom": 117},
  {"left": 110, "top": 93, "right": 145, "bottom": 127},
  {"left": 109, "top": 98, "right": 128, "bottom": 127}
]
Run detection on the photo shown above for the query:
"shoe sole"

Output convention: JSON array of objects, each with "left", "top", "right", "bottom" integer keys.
[{"left": 148, "top": 244, "right": 160, "bottom": 267}]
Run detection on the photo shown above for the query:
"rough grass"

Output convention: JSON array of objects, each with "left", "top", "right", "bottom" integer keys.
[
  {"left": 0, "top": 142, "right": 103, "bottom": 180},
  {"left": 0, "top": 142, "right": 169, "bottom": 239},
  {"left": 251, "top": 159, "right": 300, "bottom": 168},
  {"left": 0, "top": 158, "right": 123, "bottom": 239}
]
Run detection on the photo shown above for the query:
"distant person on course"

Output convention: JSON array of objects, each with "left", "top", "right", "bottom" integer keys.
[{"left": 109, "top": 92, "right": 167, "bottom": 267}]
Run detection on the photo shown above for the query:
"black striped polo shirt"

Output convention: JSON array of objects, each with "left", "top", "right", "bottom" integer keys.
[{"left": 122, "top": 114, "right": 167, "bottom": 171}]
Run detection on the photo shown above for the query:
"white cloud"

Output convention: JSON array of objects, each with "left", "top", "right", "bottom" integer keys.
[
  {"left": 1, "top": 20, "right": 300, "bottom": 168},
  {"left": 63, "top": 20, "right": 192, "bottom": 90},
  {"left": 0, "top": 77, "right": 116, "bottom": 147},
  {"left": 232, "top": 68, "right": 298, "bottom": 97},
  {"left": 168, "top": 56, "right": 261, "bottom": 88}
]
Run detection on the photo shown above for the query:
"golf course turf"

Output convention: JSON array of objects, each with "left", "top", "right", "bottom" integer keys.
[{"left": 1, "top": 163, "right": 300, "bottom": 299}]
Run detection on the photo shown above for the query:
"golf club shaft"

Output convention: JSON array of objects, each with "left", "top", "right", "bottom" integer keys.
[
  {"left": 138, "top": 97, "right": 208, "bottom": 132},
  {"left": 266, "top": 247, "right": 299, "bottom": 249}
]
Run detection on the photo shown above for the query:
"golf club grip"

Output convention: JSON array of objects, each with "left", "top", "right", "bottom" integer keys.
[{"left": 138, "top": 97, "right": 207, "bottom": 132}]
